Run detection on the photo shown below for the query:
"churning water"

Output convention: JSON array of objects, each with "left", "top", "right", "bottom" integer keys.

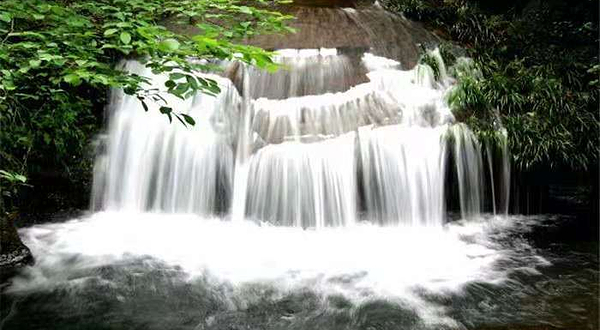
[
  {"left": 2, "top": 213, "right": 597, "bottom": 329},
  {"left": 1, "top": 4, "right": 597, "bottom": 330}
]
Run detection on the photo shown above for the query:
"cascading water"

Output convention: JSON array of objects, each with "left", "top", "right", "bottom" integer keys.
[
  {"left": 98, "top": 1, "right": 503, "bottom": 228},
  {"left": 94, "top": 61, "right": 240, "bottom": 215},
  {"left": 92, "top": 46, "right": 509, "bottom": 226},
  {"left": 5, "top": 4, "right": 598, "bottom": 330}
]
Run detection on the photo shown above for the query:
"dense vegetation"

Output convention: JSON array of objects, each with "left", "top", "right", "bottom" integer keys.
[
  {"left": 385, "top": 0, "right": 599, "bottom": 171},
  {"left": 0, "top": 0, "right": 292, "bottom": 214}
]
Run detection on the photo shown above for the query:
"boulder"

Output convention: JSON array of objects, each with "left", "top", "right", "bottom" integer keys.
[{"left": 0, "top": 215, "right": 33, "bottom": 281}]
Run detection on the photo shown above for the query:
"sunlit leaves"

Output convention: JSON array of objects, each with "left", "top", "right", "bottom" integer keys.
[
  {"left": 63, "top": 73, "right": 81, "bottom": 86},
  {"left": 119, "top": 31, "right": 131, "bottom": 44},
  {"left": 0, "top": 170, "right": 29, "bottom": 200},
  {"left": 158, "top": 38, "right": 180, "bottom": 52},
  {"left": 103, "top": 28, "right": 118, "bottom": 36},
  {"left": 0, "top": 12, "right": 11, "bottom": 23},
  {"left": 0, "top": 0, "right": 292, "bottom": 199},
  {"left": 28, "top": 59, "right": 41, "bottom": 68},
  {"left": 0, "top": 170, "right": 27, "bottom": 184},
  {"left": 0, "top": 0, "right": 291, "bottom": 118}
]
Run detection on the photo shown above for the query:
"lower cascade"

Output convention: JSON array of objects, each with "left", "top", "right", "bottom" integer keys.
[{"left": 92, "top": 47, "right": 511, "bottom": 227}]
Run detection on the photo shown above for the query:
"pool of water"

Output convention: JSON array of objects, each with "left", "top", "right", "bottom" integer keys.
[{"left": 0, "top": 213, "right": 597, "bottom": 330}]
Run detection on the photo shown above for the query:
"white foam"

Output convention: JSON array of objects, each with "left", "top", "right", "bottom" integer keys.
[{"left": 10, "top": 213, "right": 551, "bottom": 326}]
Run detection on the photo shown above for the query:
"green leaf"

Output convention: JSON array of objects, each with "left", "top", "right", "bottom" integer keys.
[
  {"left": 159, "top": 106, "right": 172, "bottom": 114},
  {"left": 139, "top": 99, "right": 149, "bottom": 112},
  {"left": 158, "top": 38, "right": 180, "bottom": 52},
  {"left": 0, "top": 0, "right": 300, "bottom": 190},
  {"left": 14, "top": 174, "right": 27, "bottom": 183},
  {"left": 120, "top": 31, "right": 131, "bottom": 44},
  {"left": 165, "top": 80, "right": 176, "bottom": 88},
  {"left": 0, "top": 170, "right": 26, "bottom": 183},
  {"left": 2, "top": 79, "right": 16, "bottom": 91},
  {"left": 63, "top": 73, "right": 81, "bottom": 86},
  {"left": 29, "top": 59, "right": 42, "bottom": 68},
  {"left": 104, "top": 28, "right": 118, "bottom": 36},
  {"left": 169, "top": 73, "right": 186, "bottom": 80},
  {"left": 238, "top": 6, "right": 253, "bottom": 15},
  {"left": 0, "top": 13, "right": 11, "bottom": 23},
  {"left": 181, "top": 114, "right": 196, "bottom": 126},
  {"left": 206, "top": 83, "right": 220, "bottom": 94},
  {"left": 66, "top": 16, "right": 88, "bottom": 27}
]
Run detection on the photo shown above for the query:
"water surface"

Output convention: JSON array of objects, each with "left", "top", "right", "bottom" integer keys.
[{"left": 1, "top": 214, "right": 596, "bottom": 330}]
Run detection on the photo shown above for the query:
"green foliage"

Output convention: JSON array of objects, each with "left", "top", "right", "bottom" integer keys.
[
  {"left": 447, "top": 58, "right": 599, "bottom": 170},
  {"left": 418, "top": 52, "right": 440, "bottom": 80},
  {"left": 0, "top": 170, "right": 29, "bottom": 211},
  {"left": 385, "top": 0, "right": 599, "bottom": 171},
  {"left": 0, "top": 0, "right": 292, "bottom": 211},
  {"left": 0, "top": 170, "right": 27, "bottom": 184}
]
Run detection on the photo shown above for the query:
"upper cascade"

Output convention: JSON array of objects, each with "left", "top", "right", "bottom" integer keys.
[
  {"left": 227, "top": 49, "right": 368, "bottom": 100},
  {"left": 246, "top": 4, "right": 437, "bottom": 68},
  {"left": 169, "top": 2, "right": 438, "bottom": 69}
]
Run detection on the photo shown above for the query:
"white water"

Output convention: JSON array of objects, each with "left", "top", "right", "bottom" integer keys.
[
  {"left": 94, "top": 61, "right": 240, "bottom": 215},
  {"left": 449, "top": 124, "right": 485, "bottom": 219},
  {"left": 358, "top": 125, "right": 448, "bottom": 225},
  {"left": 92, "top": 49, "right": 509, "bottom": 226},
  {"left": 10, "top": 212, "right": 549, "bottom": 327},
  {"left": 245, "top": 133, "right": 357, "bottom": 227},
  {"left": 11, "top": 28, "right": 521, "bottom": 330},
  {"left": 236, "top": 48, "right": 358, "bottom": 99}
]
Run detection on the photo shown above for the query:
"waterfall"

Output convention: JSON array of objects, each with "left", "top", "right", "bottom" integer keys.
[
  {"left": 483, "top": 128, "right": 511, "bottom": 215},
  {"left": 358, "top": 125, "right": 448, "bottom": 225},
  {"left": 448, "top": 124, "right": 485, "bottom": 219},
  {"left": 93, "top": 10, "right": 511, "bottom": 228},
  {"left": 95, "top": 61, "right": 240, "bottom": 215}
]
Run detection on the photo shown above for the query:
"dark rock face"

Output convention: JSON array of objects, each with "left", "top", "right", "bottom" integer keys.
[
  {"left": 167, "top": 3, "right": 438, "bottom": 69},
  {"left": 245, "top": 5, "right": 437, "bottom": 68},
  {"left": 0, "top": 216, "right": 33, "bottom": 281}
]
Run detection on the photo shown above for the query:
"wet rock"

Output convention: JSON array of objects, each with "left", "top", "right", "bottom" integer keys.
[
  {"left": 352, "top": 300, "right": 422, "bottom": 330},
  {"left": 166, "top": 3, "right": 439, "bottom": 68},
  {"left": 0, "top": 215, "right": 33, "bottom": 281},
  {"left": 292, "top": 0, "right": 362, "bottom": 6}
]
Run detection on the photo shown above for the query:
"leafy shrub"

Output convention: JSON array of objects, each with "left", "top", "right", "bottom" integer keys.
[
  {"left": 385, "top": 0, "right": 599, "bottom": 171},
  {"left": 0, "top": 0, "right": 293, "bottom": 212}
]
